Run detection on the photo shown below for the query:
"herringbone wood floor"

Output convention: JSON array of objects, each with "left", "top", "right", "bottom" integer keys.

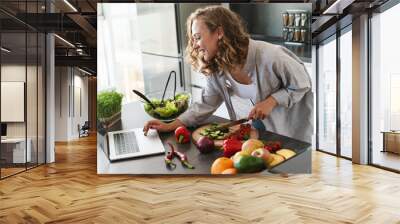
[{"left": 1, "top": 134, "right": 400, "bottom": 224}]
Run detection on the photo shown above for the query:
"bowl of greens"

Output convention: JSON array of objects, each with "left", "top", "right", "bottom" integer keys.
[{"left": 142, "top": 91, "right": 191, "bottom": 122}]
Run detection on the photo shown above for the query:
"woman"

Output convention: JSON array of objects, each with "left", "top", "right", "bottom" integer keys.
[{"left": 143, "top": 6, "right": 313, "bottom": 143}]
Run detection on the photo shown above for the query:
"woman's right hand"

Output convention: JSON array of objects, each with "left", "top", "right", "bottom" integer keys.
[{"left": 143, "top": 119, "right": 184, "bottom": 136}]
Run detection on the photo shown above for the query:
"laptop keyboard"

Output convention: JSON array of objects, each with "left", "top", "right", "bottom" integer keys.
[{"left": 113, "top": 131, "right": 140, "bottom": 155}]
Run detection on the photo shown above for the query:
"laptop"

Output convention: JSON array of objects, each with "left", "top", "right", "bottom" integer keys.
[{"left": 107, "top": 128, "right": 165, "bottom": 161}]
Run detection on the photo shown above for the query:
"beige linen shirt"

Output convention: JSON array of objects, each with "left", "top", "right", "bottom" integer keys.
[{"left": 179, "top": 39, "right": 313, "bottom": 143}]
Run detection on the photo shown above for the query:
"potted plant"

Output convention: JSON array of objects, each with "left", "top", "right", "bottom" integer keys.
[{"left": 97, "top": 90, "right": 123, "bottom": 131}]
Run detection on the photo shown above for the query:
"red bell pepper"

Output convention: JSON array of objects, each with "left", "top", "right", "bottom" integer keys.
[
  {"left": 175, "top": 126, "right": 191, "bottom": 144},
  {"left": 223, "top": 138, "right": 243, "bottom": 157}
]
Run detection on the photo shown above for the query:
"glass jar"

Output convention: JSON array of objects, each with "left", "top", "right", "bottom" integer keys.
[
  {"left": 282, "top": 12, "right": 289, "bottom": 26},
  {"left": 288, "top": 13, "right": 294, "bottom": 26},
  {"left": 301, "top": 13, "right": 308, "bottom": 27},
  {"left": 295, "top": 13, "right": 301, "bottom": 27}
]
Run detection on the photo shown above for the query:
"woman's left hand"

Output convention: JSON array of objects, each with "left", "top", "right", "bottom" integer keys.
[{"left": 248, "top": 96, "right": 278, "bottom": 120}]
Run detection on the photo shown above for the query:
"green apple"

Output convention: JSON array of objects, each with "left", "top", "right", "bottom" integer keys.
[
  {"left": 231, "top": 151, "right": 248, "bottom": 163},
  {"left": 233, "top": 154, "right": 265, "bottom": 173}
]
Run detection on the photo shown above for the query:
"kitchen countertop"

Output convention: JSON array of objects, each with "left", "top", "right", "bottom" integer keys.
[{"left": 97, "top": 101, "right": 312, "bottom": 175}]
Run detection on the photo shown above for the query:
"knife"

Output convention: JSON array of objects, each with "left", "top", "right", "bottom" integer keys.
[{"left": 215, "top": 118, "right": 249, "bottom": 131}]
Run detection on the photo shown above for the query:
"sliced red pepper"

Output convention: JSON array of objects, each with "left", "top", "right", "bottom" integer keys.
[
  {"left": 165, "top": 157, "right": 176, "bottom": 169},
  {"left": 174, "top": 150, "right": 195, "bottom": 169},
  {"left": 164, "top": 145, "right": 176, "bottom": 169},
  {"left": 167, "top": 142, "right": 195, "bottom": 169},
  {"left": 174, "top": 126, "right": 191, "bottom": 144}
]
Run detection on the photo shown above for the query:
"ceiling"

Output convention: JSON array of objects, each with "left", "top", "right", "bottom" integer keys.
[
  {"left": 311, "top": 0, "right": 391, "bottom": 43},
  {"left": 0, "top": 0, "right": 395, "bottom": 76},
  {"left": 0, "top": 0, "right": 98, "bottom": 75}
]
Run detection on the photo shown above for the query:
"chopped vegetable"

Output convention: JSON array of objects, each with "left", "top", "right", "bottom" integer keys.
[
  {"left": 200, "top": 123, "right": 251, "bottom": 141},
  {"left": 229, "top": 124, "right": 252, "bottom": 141},
  {"left": 200, "top": 123, "right": 230, "bottom": 140}
]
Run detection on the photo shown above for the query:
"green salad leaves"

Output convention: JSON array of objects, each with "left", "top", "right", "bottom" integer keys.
[{"left": 144, "top": 93, "right": 189, "bottom": 119}]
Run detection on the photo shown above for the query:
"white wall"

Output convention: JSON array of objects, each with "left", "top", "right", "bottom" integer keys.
[
  {"left": 1, "top": 65, "right": 34, "bottom": 138},
  {"left": 55, "top": 67, "right": 68, "bottom": 141},
  {"left": 55, "top": 67, "right": 89, "bottom": 141},
  {"left": 72, "top": 73, "right": 89, "bottom": 138},
  {"left": 1, "top": 63, "right": 46, "bottom": 164}
]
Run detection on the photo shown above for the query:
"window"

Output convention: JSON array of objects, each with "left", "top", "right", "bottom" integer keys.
[
  {"left": 317, "top": 35, "right": 337, "bottom": 155},
  {"left": 97, "top": 4, "right": 144, "bottom": 104},
  {"left": 339, "top": 27, "right": 352, "bottom": 158},
  {"left": 0, "top": 1, "right": 46, "bottom": 179},
  {"left": 370, "top": 2, "right": 400, "bottom": 171}
]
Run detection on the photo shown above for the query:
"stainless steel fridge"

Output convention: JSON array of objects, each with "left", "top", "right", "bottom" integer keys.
[
  {"left": 136, "top": 3, "right": 186, "bottom": 98},
  {"left": 136, "top": 3, "right": 219, "bottom": 99}
]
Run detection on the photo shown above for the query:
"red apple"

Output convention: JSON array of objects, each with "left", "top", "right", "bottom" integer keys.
[
  {"left": 251, "top": 148, "right": 271, "bottom": 166},
  {"left": 241, "top": 139, "right": 264, "bottom": 155}
]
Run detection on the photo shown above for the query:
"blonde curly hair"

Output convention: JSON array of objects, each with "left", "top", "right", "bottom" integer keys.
[{"left": 186, "top": 6, "right": 250, "bottom": 76}]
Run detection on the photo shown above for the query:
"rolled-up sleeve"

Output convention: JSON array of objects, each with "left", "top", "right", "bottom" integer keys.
[
  {"left": 270, "top": 46, "right": 311, "bottom": 108},
  {"left": 178, "top": 76, "right": 223, "bottom": 127}
]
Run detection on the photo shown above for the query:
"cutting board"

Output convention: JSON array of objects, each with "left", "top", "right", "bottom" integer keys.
[{"left": 192, "top": 123, "right": 259, "bottom": 147}]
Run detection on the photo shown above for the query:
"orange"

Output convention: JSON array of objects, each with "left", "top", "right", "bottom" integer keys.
[
  {"left": 221, "top": 168, "right": 237, "bottom": 175},
  {"left": 211, "top": 157, "right": 234, "bottom": 174}
]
